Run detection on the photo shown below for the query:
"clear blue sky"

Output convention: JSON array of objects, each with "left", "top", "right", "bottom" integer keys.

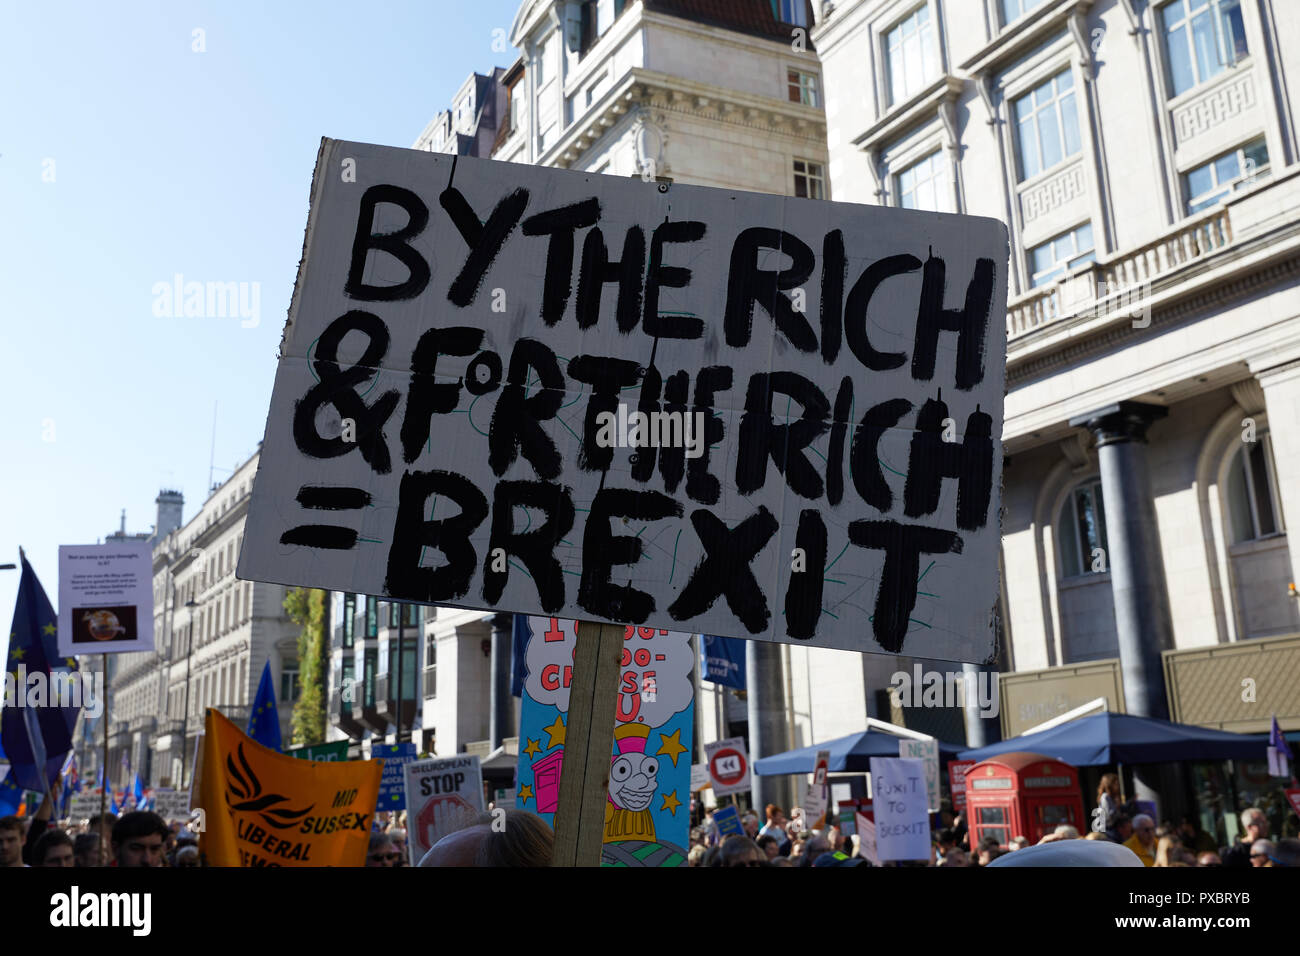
[{"left": 0, "top": 0, "right": 524, "bottom": 624}]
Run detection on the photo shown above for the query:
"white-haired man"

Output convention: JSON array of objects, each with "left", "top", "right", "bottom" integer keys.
[
  {"left": 1122, "top": 814, "right": 1156, "bottom": 867},
  {"left": 1221, "top": 808, "right": 1269, "bottom": 869}
]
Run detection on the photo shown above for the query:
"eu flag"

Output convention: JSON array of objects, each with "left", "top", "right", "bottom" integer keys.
[
  {"left": 0, "top": 737, "right": 21, "bottom": 816},
  {"left": 246, "top": 661, "right": 282, "bottom": 751},
  {"left": 131, "top": 771, "right": 144, "bottom": 809},
  {"left": 1, "top": 552, "right": 80, "bottom": 793}
]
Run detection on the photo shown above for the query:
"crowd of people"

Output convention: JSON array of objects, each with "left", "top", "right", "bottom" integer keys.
[{"left": 683, "top": 787, "right": 1300, "bottom": 868}]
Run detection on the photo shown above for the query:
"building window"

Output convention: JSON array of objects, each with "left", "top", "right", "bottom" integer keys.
[
  {"left": 1160, "top": 0, "right": 1248, "bottom": 98},
  {"left": 508, "top": 83, "right": 521, "bottom": 132},
  {"left": 281, "top": 667, "right": 300, "bottom": 704},
  {"left": 1183, "top": 139, "right": 1269, "bottom": 214},
  {"left": 885, "top": 5, "right": 936, "bottom": 107},
  {"left": 539, "top": 122, "right": 556, "bottom": 153},
  {"left": 1000, "top": 0, "right": 1048, "bottom": 26},
  {"left": 1013, "top": 70, "right": 1080, "bottom": 181},
  {"left": 363, "top": 647, "right": 377, "bottom": 708},
  {"left": 1028, "top": 222, "right": 1095, "bottom": 288},
  {"left": 793, "top": 158, "right": 826, "bottom": 199},
  {"left": 1058, "top": 479, "right": 1109, "bottom": 577},
  {"left": 788, "top": 69, "right": 819, "bottom": 107},
  {"left": 365, "top": 596, "right": 377, "bottom": 638},
  {"left": 1227, "top": 431, "right": 1284, "bottom": 543},
  {"left": 340, "top": 657, "right": 354, "bottom": 700},
  {"left": 776, "top": 0, "right": 807, "bottom": 27},
  {"left": 342, "top": 593, "right": 355, "bottom": 648},
  {"left": 897, "top": 150, "right": 948, "bottom": 212}
]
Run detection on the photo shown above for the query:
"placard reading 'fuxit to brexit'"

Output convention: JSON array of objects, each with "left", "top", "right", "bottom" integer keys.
[{"left": 239, "top": 139, "right": 1008, "bottom": 662}]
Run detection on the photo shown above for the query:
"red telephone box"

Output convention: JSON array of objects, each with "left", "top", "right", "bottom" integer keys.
[{"left": 964, "top": 752, "right": 1084, "bottom": 847}]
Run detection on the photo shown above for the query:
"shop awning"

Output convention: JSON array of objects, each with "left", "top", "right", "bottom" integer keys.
[
  {"left": 958, "top": 712, "right": 1268, "bottom": 765},
  {"left": 754, "top": 728, "right": 966, "bottom": 775}
]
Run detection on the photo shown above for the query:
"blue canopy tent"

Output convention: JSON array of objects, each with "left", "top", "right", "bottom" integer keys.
[
  {"left": 957, "top": 712, "right": 1267, "bottom": 765},
  {"left": 754, "top": 727, "right": 966, "bottom": 775}
]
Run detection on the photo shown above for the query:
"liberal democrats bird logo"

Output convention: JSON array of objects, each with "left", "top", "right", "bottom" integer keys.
[{"left": 224, "top": 742, "right": 314, "bottom": 830}]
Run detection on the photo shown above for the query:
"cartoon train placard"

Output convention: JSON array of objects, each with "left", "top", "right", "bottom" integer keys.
[{"left": 514, "top": 617, "right": 695, "bottom": 867}]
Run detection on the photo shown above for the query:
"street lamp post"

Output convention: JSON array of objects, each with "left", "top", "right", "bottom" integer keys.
[{"left": 179, "top": 598, "right": 198, "bottom": 787}]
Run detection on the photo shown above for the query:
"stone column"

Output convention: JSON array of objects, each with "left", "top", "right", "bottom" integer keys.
[
  {"left": 489, "top": 613, "right": 513, "bottom": 749},
  {"left": 745, "top": 640, "right": 794, "bottom": 813},
  {"left": 1068, "top": 402, "right": 1174, "bottom": 720},
  {"left": 1252, "top": 359, "right": 1300, "bottom": 591}
]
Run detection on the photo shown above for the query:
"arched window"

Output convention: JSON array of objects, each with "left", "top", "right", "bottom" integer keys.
[
  {"left": 1058, "top": 479, "right": 1109, "bottom": 577},
  {"left": 1226, "top": 430, "right": 1285, "bottom": 543}
]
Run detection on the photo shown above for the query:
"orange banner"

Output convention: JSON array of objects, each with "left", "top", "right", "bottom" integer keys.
[{"left": 197, "top": 708, "right": 381, "bottom": 867}]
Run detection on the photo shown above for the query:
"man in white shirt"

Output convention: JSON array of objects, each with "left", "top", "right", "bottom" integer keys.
[{"left": 758, "top": 804, "right": 788, "bottom": 844}]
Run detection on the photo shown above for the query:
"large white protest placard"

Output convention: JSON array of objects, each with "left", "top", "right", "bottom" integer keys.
[
  {"left": 705, "top": 737, "right": 751, "bottom": 797},
  {"left": 869, "top": 756, "right": 931, "bottom": 862},
  {"left": 239, "top": 140, "right": 1007, "bottom": 661},
  {"left": 855, "top": 812, "right": 878, "bottom": 865},
  {"left": 153, "top": 788, "right": 191, "bottom": 822},
  {"left": 58, "top": 543, "right": 154, "bottom": 656},
  {"left": 403, "top": 755, "right": 484, "bottom": 865},
  {"left": 68, "top": 793, "right": 101, "bottom": 822},
  {"left": 898, "top": 737, "right": 940, "bottom": 812}
]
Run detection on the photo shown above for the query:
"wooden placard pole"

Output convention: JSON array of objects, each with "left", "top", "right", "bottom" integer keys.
[{"left": 550, "top": 620, "right": 624, "bottom": 867}]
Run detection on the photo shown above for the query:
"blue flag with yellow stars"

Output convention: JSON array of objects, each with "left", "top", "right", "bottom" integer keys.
[
  {"left": 1, "top": 552, "right": 80, "bottom": 792},
  {"left": 247, "top": 661, "right": 282, "bottom": 752},
  {"left": 0, "top": 738, "right": 21, "bottom": 816}
]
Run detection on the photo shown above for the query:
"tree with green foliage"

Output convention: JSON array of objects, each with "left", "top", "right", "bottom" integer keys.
[{"left": 284, "top": 587, "right": 329, "bottom": 747}]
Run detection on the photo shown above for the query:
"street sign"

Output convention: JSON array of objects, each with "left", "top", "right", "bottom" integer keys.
[
  {"left": 239, "top": 139, "right": 1008, "bottom": 663},
  {"left": 705, "top": 737, "right": 750, "bottom": 797},
  {"left": 372, "top": 741, "right": 417, "bottom": 812},
  {"left": 286, "top": 740, "right": 351, "bottom": 762},
  {"left": 57, "top": 543, "right": 154, "bottom": 656},
  {"left": 403, "top": 755, "right": 484, "bottom": 865}
]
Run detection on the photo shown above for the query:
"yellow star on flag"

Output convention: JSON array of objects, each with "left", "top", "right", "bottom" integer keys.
[
  {"left": 543, "top": 715, "right": 566, "bottom": 750},
  {"left": 10, "top": 646, "right": 25, "bottom": 661},
  {"left": 523, "top": 738, "right": 541, "bottom": 759},
  {"left": 660, "top": 790, "right": 681, "bottom": 816},
  {"left": 518, "top": 784, "right": 534, "bottom": 803},
  {"left": 42, "top": 623, "right": 56, "bottom": 636},
  {"left": 655, "top": 728, "right": 688, "bottom": 767},
  {"left": 65, "top": 658, "right": 76, "bottom": 669}
]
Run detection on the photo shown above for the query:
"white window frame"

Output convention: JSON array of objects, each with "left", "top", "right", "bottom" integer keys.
[
  {"left": 999, "top": 0, "right": 1048, "bottom": 28},
  {"left": 1011, "top": 68, "right": 1081, "bottom": 182},
  {"left": 1182, "top": 138, "right": 1269, "bottom": 215},
  {"left": 884, "top": 5, "right": 937, "bottom": 108},
  {"left": 1058, "top": 478, "right": 1109, "bottom": 578},
  {"left": 787, "top": 68, "right": 819, "bottom": 107},
  {"left": 1157, "top": 0, "right": 1249, "bottom": 99},
  {"left": 895, "top": 148, "right": 948, "bottom": 212},
  {"left": 1229, "top": 430, "right": 1285, "bottom": 542},
  {"left": 1028, "top": 221, "right": 1095, "bottom": 288},
  {"left": 793, "top": 158, "right": 826, "bottom": 200}
]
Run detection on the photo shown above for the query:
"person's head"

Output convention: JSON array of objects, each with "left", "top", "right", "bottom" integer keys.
[
  {"left": 0, "top": 817, "right": 23, "bottom": 867},
  {"left": 1197, "top": 851, "right": 1222, "bottom": 867},
  {"left": 1241, "top": 807, "right": 1268, "bottom": 842},
  {"left": 1131, "top": 814, "right": 1155, "bottom": 848},
  {"left": 718, "top": 834, "right": 765, "bottom": 867},
  {"left": 1112, "top": 814, "right": 1133, "bottom": 841},
  {"left": 1179, "top": 816, "right": 1199, "bottom": 837},
  {"left": 769, "top": 856, "right": 794, "bottom": 867},
  {"left": 979, "top": 834, "right": 1001, "bottom": 852},
  {"left": 386, "top": 826, "right": 407, "bottom": 864},
  {"left": 73, "top": 833, "right": 103, "bottom": 867},
  {"left": 1250, "top": 839, "right": 1275, "bottom": 867},
  {"left": 688, "top": 844, "right": 707, "bottom": 867},
  {"left": 1054, "top": 825, "right": 1080, "bottom": 840},
  {"left": 979, "top": 846, "right": 1002, "bottom": 866},
  {"left": 1098, "top": 773, "right": 1119, "bottom": 799},
  {"left": 755, "top": 834, "right": 779, "bottom": 860},
  {"left": 741, "top": 813, "right": 759, "bottom": 838},
  {"left": 1273, "top": 838, "right": 1300, "bottom": 868},
  {"left": 418, "top": 810, "right": 553, "bottom": 867},
  {"left": 173, "top": 845, "right": 200, "bottom": 868},
  {"left": 827, "top": 825, "right": 843, "bottom": 850},
  {"left": 938, "top": 847, "right": 967, "bottom": 866},
  {"left": 367, "top": 830, "right": 398, "bottom": 866},
  {"left": 800, "top": 833, "right": 831, "bottom": 865},
  {"left": 937, "top": 827, "right": 956, "bottom": 851},
  {"left": 764, "top": 803, "right": 786, "bottom": 827},
  {"left": 111, "top": 812, "right": 168, "bottom": 867},
  {"left": 34, "top": 829, "right": 75, "bottom": 867},
  {"left": 1010, "top": 835, "right": 1030, "bottom": 850}
]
